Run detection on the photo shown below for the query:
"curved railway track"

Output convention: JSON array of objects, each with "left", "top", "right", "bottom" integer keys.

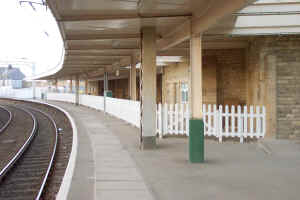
[
  {"left": 0, "top": 105, "right": 58, "bottom": 200},
  {"left": 0, "top": 106, "right": 37, "bottom": 181},
  {"left": 0, "top": 105, "right": 12, "bottom": 133}
]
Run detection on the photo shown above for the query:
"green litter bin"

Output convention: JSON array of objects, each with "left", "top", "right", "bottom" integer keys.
[
  {"left": 189, "top": 119, "right": 204, "bottom": 163},
  {"left": 105, "top": 90, "right": 113, "bottom": 97}
]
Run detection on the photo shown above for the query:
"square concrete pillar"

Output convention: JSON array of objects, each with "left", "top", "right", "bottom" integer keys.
[
  {"left": 85, "top": 79, "right": 89, "bottom": 95},
  {"left": 130, "top": 55, "right": 137, "bottom": 101},
  {"left": 69, "top": 77, "right": 73, "bottom": 93},
  {"left": 190, "top": 34, "right": 203, "bottom": 118},
  {"left": 140, "top": 27, "right": 157, "bottom": 150},
  {"left": 75, "top": 75, "right": 80, "bottom": 105},
  {"left": 104, "top": 72, "right": 108, "bottom": 91},
  {"left": 189, "top": 34, "right": 204, "bottom": 163},
  {"left": 103, "top": 71, "right": 109, "bottom": 113},
  {"left": 55, "top": 79, "right": 58, "bottom": 93}
]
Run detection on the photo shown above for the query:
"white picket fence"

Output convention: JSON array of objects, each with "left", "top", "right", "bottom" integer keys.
[
  {"left": 203, "top": 104, "right": 266, "bottom": 143},
  {"left": 156, "top": 103, "right": 189, "bottom": 137},
  {"left": 46, "top": 93, "right": 266, "bottom": 143},
  {"left": 157, "top": 104, "right": 266, "bottom": 143}
]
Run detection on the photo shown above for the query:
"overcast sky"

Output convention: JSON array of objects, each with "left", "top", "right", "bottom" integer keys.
[{"left": 0, "top": 0, "right": 63, "bottom": 77}]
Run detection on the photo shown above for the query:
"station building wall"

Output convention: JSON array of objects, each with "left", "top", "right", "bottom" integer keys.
[
  {"left": 247, "top": 36, "right": 300, "bottom": 140},
  {"left": 162, "top": 49, "right": 247, "bottom": 107},
  {"left": 88, "top": 81, "right": 100, "bottom": 96},
  {"left": 82, "top": 36, "right": 300, "bottom": 140},
  {"left": 96, "top": 75, "right": 162, "bottom": 103}
]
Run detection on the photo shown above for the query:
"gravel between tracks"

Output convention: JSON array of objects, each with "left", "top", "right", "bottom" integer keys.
[
  {"left": 0, "top": 99, "right": 73, "bottom": 199},
  {"left": 0, "top": 106, "right": 35, "bottom": 176},
  {"left": 0, "top": 108, "right": 56, "bottom": 200},
  {"left": 0, "top": 106, "right": 10, "bottom": 129}
]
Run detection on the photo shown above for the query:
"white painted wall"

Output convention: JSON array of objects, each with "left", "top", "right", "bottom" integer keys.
[
  {"left": 79, "top": 95, "right": 104, "bottom": 111},
  {"left": 0, "top": 87, "right": 47, "bottom": 99},
  {"left": 106, "top": 97, "right": 140, "bottom": 128},
  {"left": 47, "top": 93, "right": 75, "bottom": 103},
  {"left": 47, "top": 93, "right": 141, "bottom": 128}
]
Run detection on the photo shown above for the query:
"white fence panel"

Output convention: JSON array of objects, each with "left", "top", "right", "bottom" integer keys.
[
  {"left": 47, "top": 93, "right": 141, "bottom": 128},
  {"left": 80, "top": 95, "right": 104, "bottom": 111},
  {"left": 47, "top": 93, "right": 75, "bottom": 103},
  {"left": 0, "top": 87, "right": 47, "bottom": 99},
  {"left": 157, "top": 103, "right": 189, "bottom": 137},
  {"left": 157, "top": 104, "right": 162, "bottom": 137},
  {"left": 106, "top": 97, "right": 140, "bottom": 128}
]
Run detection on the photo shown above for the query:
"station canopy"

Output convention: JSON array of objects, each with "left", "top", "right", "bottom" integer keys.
[{"left": 41, "top": 0, "right": 255, "bottom": 80}]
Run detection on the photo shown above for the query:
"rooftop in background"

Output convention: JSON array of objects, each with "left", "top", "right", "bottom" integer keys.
[{"left": 0, "top": 67, "right": 25, "bottom": 80}]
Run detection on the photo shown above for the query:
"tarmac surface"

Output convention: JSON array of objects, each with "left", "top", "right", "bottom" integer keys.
[{"left": 48, "top": 101, "right": 300, "bottom": 200}]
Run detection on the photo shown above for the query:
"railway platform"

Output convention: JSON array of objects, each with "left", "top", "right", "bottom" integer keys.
[{"left": 48, "top": 101, "right": 300, "bottom": 200}]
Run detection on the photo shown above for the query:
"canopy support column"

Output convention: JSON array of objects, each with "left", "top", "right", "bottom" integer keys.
[
  {"left": 130, "top": 55, "right": 137, "bottom": 101},
  {"left": 85, "top": 79, "right": 89, "bottom": 95},
  {"left": 75, "top": 75, "right": 79, "bottom": 106},
  {"left": 140, "top": 27, "right": 157, "bottom": 150},
  {"left": 189, "top": 34, "right": 204, "bottom": 163}
]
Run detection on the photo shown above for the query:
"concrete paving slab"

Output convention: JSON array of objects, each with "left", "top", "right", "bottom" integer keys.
[
  {"left": 96, "top": 181, "right": 148, "bottom": 190},
  {"left": 97, "top": 190, "right": 153, "bottom": 200},
  {"left": 48, "top": 101, "right": 154, "bottom": 200},
  {"left": 48, "top": 101, "right": 300, "bottom": 200}
]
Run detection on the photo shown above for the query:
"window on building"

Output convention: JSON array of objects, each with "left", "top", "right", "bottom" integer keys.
[{"left": 181, "top": 83, "right": 188, "bottom": 103}]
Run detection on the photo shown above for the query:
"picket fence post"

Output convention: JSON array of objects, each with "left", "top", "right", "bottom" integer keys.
[
  {"left": 163, "top": 103, "right": 168, "bottom": 136},
  {"left": 231, "top": 105, "right": 235, "bottom": 137},
  {"left": 262, "top": 106, "right": 266, "bottom": 137},
  {"left": 256, "top": 106, "right": 260, "bottom": 139},
  {"left": 158, "top": 104, "right": 162, "bottom": 138},
  {"left": 186, "top": 104, "right": 189, "bottom": 136},
  {"left": 237, "top": 106, "right": 243, "bottom": 143},
  {"left": 250, "top": 106, "right": 254, "bottom": 138},
  {"left": 213, "top": 105, "right": 217, "bottom": 138},
  {"left": 180, "top": 103, "right": 184, "bottom": 135},
  {"left": 174, "top": 104, "right": 178, "bottom": 134},
  {"left": 243, "top": 106, "right": 248, "bottom": 143},
  {"left": 225, "top": 105, "right": 229, "bottom": 137},
  {"left": 218, "top": 105, "right": 223, "bottom": 143}
]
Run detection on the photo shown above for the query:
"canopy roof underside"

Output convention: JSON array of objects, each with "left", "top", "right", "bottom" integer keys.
[{"left": 40, "top": 0, "right": 300, "bottom": 80}]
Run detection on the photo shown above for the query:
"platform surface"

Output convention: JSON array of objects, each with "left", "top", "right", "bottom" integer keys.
[{"left": 49, "top": 101, "right": 300, "bottom": 200}]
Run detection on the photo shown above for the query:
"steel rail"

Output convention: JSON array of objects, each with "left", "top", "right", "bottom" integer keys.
[
  {"left": 0, "top": 105, "right": 12, "bottom": 133},
  {"left": 25, "top": 107, "right": 58, "bottom": 200},
  {"left": 0, "top": 106, "right": 38, "bottom": 181}
]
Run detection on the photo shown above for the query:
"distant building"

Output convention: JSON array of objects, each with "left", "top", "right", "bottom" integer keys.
[{"left": 0, "top": 66, "right": 25, "bottom": 89}]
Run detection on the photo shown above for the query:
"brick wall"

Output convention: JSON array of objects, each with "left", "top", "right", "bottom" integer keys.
[
  {"left": 162, "top": 49, "right": 247, "bottom": 106},
  {"left": 93, "top": 75, "right": 163, "bottom": 103},
  {"left": 108, "top": 78, "right": 129, "bottom": 99},
  {"left": 277, "top": 54, "right": 300, "bottom": 139},
  {"left": 204, "top": 49, "right": 247, "bottom": 106},
  {"left": 162, "top": 61, "right": 189, "bottom": 104},
  {"left": 89, "top": 81, "right": 99, "bottom": 96},
  {"left": 247, "top": 36, "right": 300, "bottom": 139}
]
